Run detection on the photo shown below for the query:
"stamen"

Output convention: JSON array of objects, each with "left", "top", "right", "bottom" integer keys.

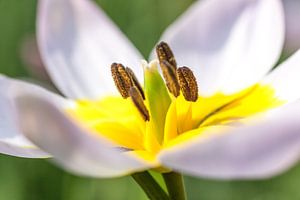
[
  {"left": 177, "top": 67, "right": 198, "bottom": 102},
  {"left": 160, "top": 61, "right": 180, "bottom": 97},
  {"left": 111, "top": 63, "right": 149, "bottom": 121},
  {"left": 156, "top": 41, "right": 177, "bottom": 70},
  {"left": 125, "top": 67, "right": 145, "bottom": 100},
  {"left": 111, "top": 63, "right": 132, "bottom": 98},
  {"left": 129, "top": 87, "right": 150, "bottom": 121},
  {"left": 156, "top": 42, "right": 181, "bottom": 97}
]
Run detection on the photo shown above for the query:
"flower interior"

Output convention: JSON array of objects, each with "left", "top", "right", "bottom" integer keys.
[{"left": 67, "top": 42, "right": 284, "bottom": 169}]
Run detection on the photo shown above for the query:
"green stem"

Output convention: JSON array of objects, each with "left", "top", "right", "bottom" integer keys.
[
  {"left": 163, "top": 172, "right": 187, "bottom": 200},
  {"left": 132, "top": 171, "right": 170, "bottom": 200}
]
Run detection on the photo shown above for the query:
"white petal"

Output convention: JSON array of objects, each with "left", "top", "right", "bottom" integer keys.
[
  {"left": 38, "top": 0, "right": 143, "bottom": 99},
  {"left": 283, "top": 0, "right": 300, "bottom": 54},
  {"left": 0, "top": 136, "right": 49, "bottom": 158},
  {"left": 0, "top": 75, "right": 67, "bottom": 158},
  {"left": 159, "top": 102, "right": 300, "bottom": 179},
  {"left": 156, "top": 0, "right": 284, "bottom": 96},
  {"left": 263, "top": 49, "right": 300, "bottom": 102},
  {"left": 14, "top": 93, "right": 151, "bottom": 178}
]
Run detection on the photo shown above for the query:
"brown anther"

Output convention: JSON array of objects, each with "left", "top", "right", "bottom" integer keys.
[
  {"left": 111, "top": 63, "right": 148, "bottom": 121},
  {"left": 111, "top": 63, "right": 133, "bottom": 98},
  {"left": 160, "top": 61, "right": 180, "bottom": 97},
  {"left": 176, "top": 67, "right": 198, "bottom": 102},
  {"left": 156, "top": 41, "right": 177, "bottom": 70},
  {"left": 129, "top": 87, "right": 150, "bottom": 121},
  {"left": 125, "top": 67, "right": 145, "bottom": 100}
]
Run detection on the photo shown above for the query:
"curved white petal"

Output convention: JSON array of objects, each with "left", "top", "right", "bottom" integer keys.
[
  {"left": 283, "top": 0, "right": 300, "bottom": 54},
  {"left": 159, "top": 102, "right": 300, "bottom": 179},
  {"left": 0, "top": 136, "right": 48, "bottom": 158},
  {"left": 156, "top": 0, "right": 284, "bottom": 96},
  {"left": 38, "top": 0, "right": 143, "bottom": 99},
  {"left": 14, "top": 94, "right": 151, "bottom": 177},
  {"left": 0, "top": 75, "right": 67, "bottom": 158},
  {"left": 263, "top": 49, "right": 300, "bottom": 102}
]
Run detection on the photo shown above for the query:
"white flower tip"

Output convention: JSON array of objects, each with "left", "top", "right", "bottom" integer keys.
[
  {"left": 141, "top": 59, "right": 159, "bottom": 71},
  {"left": 149, "top": 59, "right": 159, "bottom": 69},
  {"left": 141, "top": 59, "right": 148, "bottom": 70}
]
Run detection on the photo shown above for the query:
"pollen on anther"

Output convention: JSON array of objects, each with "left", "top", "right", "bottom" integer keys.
[
  {"left": 156, "top": 42, "right": 181, "bottom": 97},
  {"left": 126, "top": 67, "right": 145, "bottom": 100},
  {"left": 177, "top": 67, "right": 198, "bottom": 102},
  {"left": 129, "top": 87, "right": 150, "bottom": 121},
  {"left": 160, "top": 61, "right": 180, "bottom": 97},
  {"left": 156, "top": 41, "right": 177, "bottom": 70},
  {"left": 111, "top": 63, "right": 132, "bottom": 98}
]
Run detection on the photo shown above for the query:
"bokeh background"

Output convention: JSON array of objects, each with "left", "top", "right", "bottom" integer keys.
[{"left": 0, "top": 0, "right": 300, "bottom": 199}]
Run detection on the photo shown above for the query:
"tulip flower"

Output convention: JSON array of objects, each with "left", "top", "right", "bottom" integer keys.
[{"left": 1, "top": 0, "right": 300, "bottom": 199}]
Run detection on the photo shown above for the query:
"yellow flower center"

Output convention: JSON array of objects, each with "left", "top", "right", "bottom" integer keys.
[{"left": 66, "top": 42, "right": 285, "bottom": 169}]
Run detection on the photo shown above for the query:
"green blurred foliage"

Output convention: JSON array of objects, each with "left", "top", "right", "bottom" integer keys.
[
  {"left": 0, "top": 0, "right": 300, "bottom": 199},
  {"left": 0, "top": 0, "right": 34, "bottom": 77}
]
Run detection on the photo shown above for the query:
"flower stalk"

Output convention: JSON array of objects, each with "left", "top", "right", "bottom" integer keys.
[
  {"left": 132, "top": 171, "right": 187, "bottom": 200},
  {"left": 163, "top": 172, "right": 187, "bottom": 200},
  {"left": 131, "top": 171, "right": 170, "bottom": 200}
]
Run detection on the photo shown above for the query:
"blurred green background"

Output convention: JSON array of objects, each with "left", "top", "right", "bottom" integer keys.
[{"left": 0, "top": 0, "right": 300, "bottom": 199}]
